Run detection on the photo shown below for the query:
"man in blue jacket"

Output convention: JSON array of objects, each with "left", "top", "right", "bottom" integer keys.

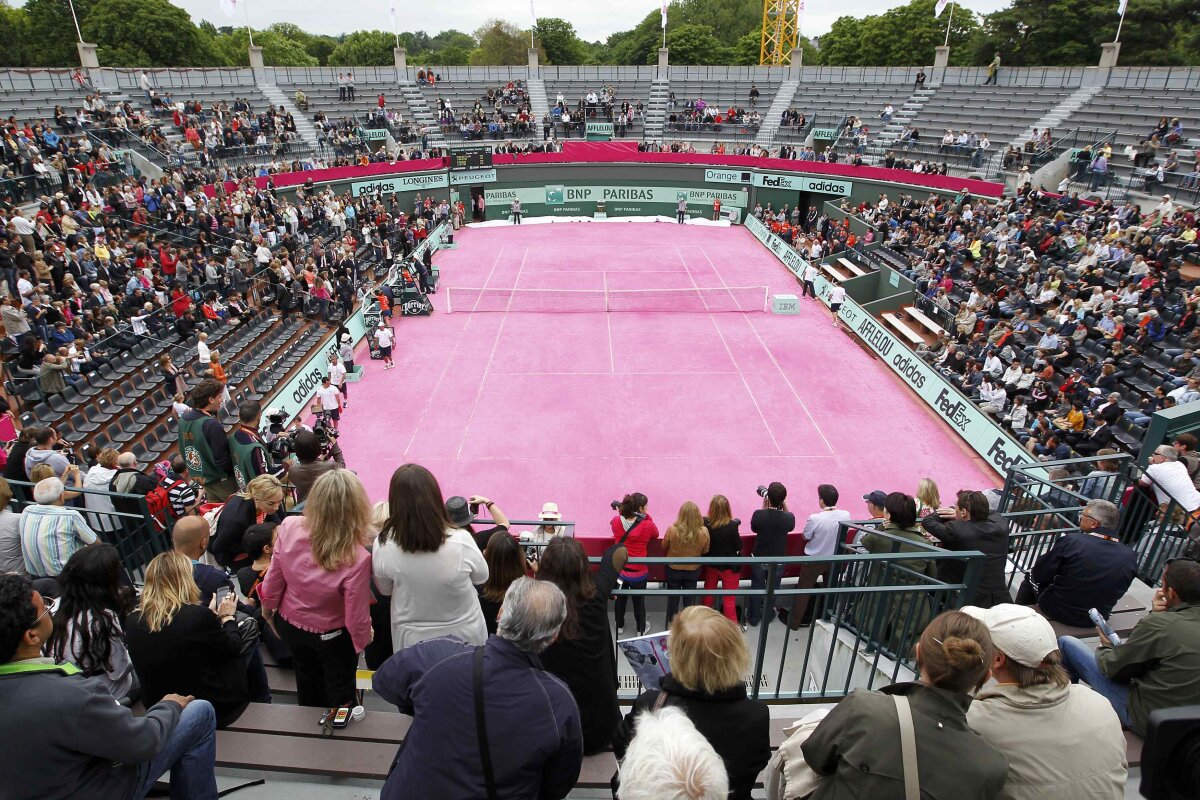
[
  {"left": 374, "top": 577, "right": 582, "bottom": 799},
  {"left": 0, "top": 573, "right": 219, "bottom": 799}
]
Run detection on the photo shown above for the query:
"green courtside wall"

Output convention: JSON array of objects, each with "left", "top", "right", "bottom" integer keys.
[{"left": 744, "top": 215, "right": 1032, "bottom": 476}]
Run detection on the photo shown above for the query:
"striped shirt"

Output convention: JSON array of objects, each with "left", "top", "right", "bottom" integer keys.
[{"left": 19, "top": 504, "right": 99, "bottom": 577}]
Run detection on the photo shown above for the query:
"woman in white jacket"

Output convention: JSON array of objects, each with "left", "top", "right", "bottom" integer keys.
[
  {"left": 372, "top": 464, "right": 488, "bottom": 651},
  {"left": 82, "top": 447, "right": 121, "bottom": 534}
]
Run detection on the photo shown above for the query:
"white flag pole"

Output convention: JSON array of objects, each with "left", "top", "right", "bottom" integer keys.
[
  {"left": 390, "top": 4, "right": 399, "bottom": 49},
  {"left": 243, "top": 0, "right": 255, "bottom": 47},
  {"left": 1115, "top": 0, "right": 1127, "bottom": 43},
  {"left": 662, "top": 1, "right": 668, "bottom": 49},
  {"left": 944, "top": 2, "right": 954, "bottom": 48},
  {"left": 531, "top": 0, "right": 536, "bottom": 51}
]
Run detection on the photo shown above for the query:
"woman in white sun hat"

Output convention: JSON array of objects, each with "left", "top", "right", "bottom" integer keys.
[{"left": 520, "top": 502, "right": 566, "bottom": 562}]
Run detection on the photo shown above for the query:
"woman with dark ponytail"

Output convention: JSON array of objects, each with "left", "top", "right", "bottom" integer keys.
[
  {"left": 610, "top": 492, "right": 658, "bottom": 636},
  {"left": 795, "top": 611, "right": 1010, "bottom": 799}
]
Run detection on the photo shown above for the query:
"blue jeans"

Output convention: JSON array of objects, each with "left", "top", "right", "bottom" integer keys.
[
  {"left": 134, "top": 699, "right": 219, "bottom": 799},
  {"left": 1124, "top": 411, "right": 1151, "bottom": 426},
  {"left": 1058, "top": 636, "right": 1130, "bottom": 727},
  {"left": 747, "top": 562, "right": 782, "bottom": 626}
]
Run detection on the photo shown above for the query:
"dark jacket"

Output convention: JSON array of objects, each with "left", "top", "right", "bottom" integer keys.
[
  {"left": 704, "top": 517, "right": 743, "bottom": 572},
  {"left": 802, "top": 682, "right": 1009, "bottom": 800},
  {"left": 287, "top": 458, "right": 338, "bottom": 502},
  {"left": 613, "top": 675, "right": 771, "bottom": 800},
  {"left": 3, "top": 440, "right": 32, "bottom": 483},
  {"left": 0, "top": 660, "right": 183, "bottom": 800},
  {"left": 373, "top": 635, "right": 583, "bottom": 800},
  {"left": 125, "top": 603, "right": 249, "bottom": 728},
  {"left": 921, "top": 512, "right": 1011, "bottom": 607},
  {"left": 1028, "top": 531, "right": 1137, "bottom": 627},
  {"left": 209, "top": 493, "right": 284, "bottom": 569},
  {"left": 540, "top": 544, "right": 622, "bottom": 754}
]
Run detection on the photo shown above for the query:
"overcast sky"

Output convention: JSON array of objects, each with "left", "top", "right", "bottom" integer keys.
[{"left": 159, "top": 0, "right": 1009, "bottom": 41}]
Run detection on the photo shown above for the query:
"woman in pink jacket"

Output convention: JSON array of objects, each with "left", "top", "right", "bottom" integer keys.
[
  {"left": 611, "top": 492, "right": 659, "bottom": 636},
  {"left": 259, "top": 470, "right": 374, "bottom": 709}
]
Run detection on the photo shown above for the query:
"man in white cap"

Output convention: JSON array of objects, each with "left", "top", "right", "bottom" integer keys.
[{"left": 963, "top": 604, "right": 1127, "bottom": 800}]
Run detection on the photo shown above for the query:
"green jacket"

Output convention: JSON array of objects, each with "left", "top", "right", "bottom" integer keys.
[
  {"left": 802, "top": 682, "right": 1009, "bottom": 800},
  {"left": 1097, "top": 602, "right": 1200, "bottom": 736},
  {"left": 857, "top": 524, "right": 939, "bottom": 654}
]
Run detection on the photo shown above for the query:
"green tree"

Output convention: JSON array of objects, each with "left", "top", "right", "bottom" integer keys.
[
  {"left": 212, "top": 28, "right": 318, "bottom": 67},
  {"left": 533, "top": 17, "right": 585, "bottom": 65},
  {"left": 328, "top": 30, "right": 395, "bottom": 66},
  {"left": 24, "top": 0, "right": 96, "bottom": 65},
  {"left": 675, "top": 0, "right": 762, "bottom": 47},
  {"left": 469, "top": 19, "right": 532, "bottom": 66},
  {"left": 818, "top": 0, "right": 979, "bottom": 66},
  {"left": 659, "top": 23, "right": 732, "bottom": 65},
  {"left": 0, "top": 1, "right": 30, "bottom": 66},
  {"left": 82, "top": 0, "right": 216, "bottom": 67},
  {"left": 608, "top": 11, "right": 662, "bottom": 65}
]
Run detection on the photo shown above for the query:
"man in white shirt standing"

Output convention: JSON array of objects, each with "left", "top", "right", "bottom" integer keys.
[
  {"left": 327, "top": 352, "right": 348, "bottom": 408},
  {"left": 374, "top": 324, "right": 395, "bottom": 369},
  {"left": 801, "top": 262, "right": 818, "bottom": 299},
  {"left": 828, "top": 283, "right": 847, "bottom": 326},
  {"left": 1140, "top": 445, "right": 1200, "bottom": 515},
  {"left": 783, "top": 484, "right": 852, "bottom": 629},
  {"left": 313, "top": 375, "right": 343, "bottom": 429}
]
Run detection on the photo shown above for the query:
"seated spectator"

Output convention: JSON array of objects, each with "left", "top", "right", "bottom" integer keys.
[
  {"left": 233, "top": 522, "right": 291, "bottom": 666},
  {"left": 964, "top": 604, "right": 1127, "bottom": 800},
  {"left": 373, "top": 465, "right": 489, "bottom": 651},
  {"left": 0, "top": 573, "right": 220, "bottom": 800},
  {"left": 614, "top": 607, "right": 771, "bottom": 800},
  {"left": 284, "top": 429, "right": 339, "bottom": 502},
  {"left": 19, "top": 476, "right": 98, "bottom": 579},
  {"left": 617, "top": 707, "right": 729, "bottom": 800},
  {"left": 372, "top": 578, "right": 582, "bottom": 800},
  {"left": 922, "top": 490, "right": 1011, "bottom": 608},
  {"left": 1059, "top": 558, "right": 1200, "bottom": 736},
  {"left": 24, "top": 427, "right": 71, "bottom": 478},
  {"left": 477, "top": 529, "right": 529, "bottom": 635},
  {"left": 1015, "top": 499, "right": 1136, "bottom": 628},
  {"left": 0, "top": 478, "right": 22, "bottom": 575},
  {"left": 173, "top": 516, "right": 234, "bottom": 606},
  {"left": 82, "top": 447, "right": 121, "bottom": 535},
  {"left": 124, "top": 551, "right": 250, "bottom": 728},
  {"left": 158, "top": 455, "right": 203, "bottom": 518},
  {"left": 44, "top": 543, "right": 138, "bottom": 705},
  {"left": 799, "top": 611, "right": 1009, "bottom": 798},
  {"left": 259, "top": 470, "right": 373, "bottom": 709},
  {"left": 209, "top": 474, "right": 286, "bottom": 569},
  {"left": 1139, "top": 445, "right": 1200, "bottom": 514},
  {"left": 4, "top": 427, "right": 39, "bottom": 484}
]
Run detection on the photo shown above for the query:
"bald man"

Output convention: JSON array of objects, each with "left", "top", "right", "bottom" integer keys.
[{"left": 173, "top": 515, "right": 234, "bottom": 606}]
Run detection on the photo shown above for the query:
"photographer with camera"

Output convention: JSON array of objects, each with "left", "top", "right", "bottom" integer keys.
[
  {"left": 610, "top": 493, "right": 659, "bottom": 636},
  {"left": 228, "top": 400, "right": 286, "bottom": 493},
  {"left": 287, "top": 430, "right": 341, "bottom": 503},
  {"left": 746, "top": 482, "right": 795, "bottom": 630}
]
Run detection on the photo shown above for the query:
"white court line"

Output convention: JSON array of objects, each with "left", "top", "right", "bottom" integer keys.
[
  {"left": 487, "top": 370, "right": 741, "bottom": 376},
  {"left": 403, "top": 246, "right": 507, "bottom": 457},
  {"left": 696, "top": 243, "right": 836, "bottom": 457},
  {"left": 454, "top": 245, "right": 529, "bottom": 459},
  {"left": 426, "top": 454, "right": 836, "bottom": 461},
  {"left": 675, "top": 245, "right": 782, "bottom": 456},
  {"left": 603, "top": 271, "right": 614, "bottom": 373}
]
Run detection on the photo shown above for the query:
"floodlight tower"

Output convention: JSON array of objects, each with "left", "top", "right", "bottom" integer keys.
[{"left": 759, "top": 0, "right": 802, "bottom": 66}]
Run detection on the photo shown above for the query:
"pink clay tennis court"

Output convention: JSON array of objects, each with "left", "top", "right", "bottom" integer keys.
[{"left": 335, "top": 221, "right": 998, "bottom": 532}]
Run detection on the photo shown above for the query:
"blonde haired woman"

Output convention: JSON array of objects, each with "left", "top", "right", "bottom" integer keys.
[
  {"left": 915, "top": 478, "right": 941, "bottom": 519},
  {"left": 124, "top": 551, "right": 249, "bottom": 727},
  {"left": 210, "top": 474, "right": 286, "bottom": 569},
  {"left": 259, "top": 470, "right": 374, "bottom": 709},
  {"left": 662, "top": 500, "right": 710, "bottom": 627},
  {"left": 613, "top": 606, "right": 770, "bottom": 800}
]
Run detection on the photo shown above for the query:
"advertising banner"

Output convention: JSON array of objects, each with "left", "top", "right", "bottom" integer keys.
[
  {"left": 746, "top": 216, "right": 1030, "bottom": 476},
  {"left": 265, "top": 309, "right": 367, "bottom": 426},
  {"left": 704, "top": 168, "right": 753, "bottom": 185},
  {"left": 483, "top": 184, "right": 749, "bottom": 210},
  {"left": 449, "top": 168, "right": 497, "bottom": 185},
  {"left": 744, "top": 214, "right": 808, "bottom": 281},
  {"left": 351, "top": 172, "right": 448, "bottom": 196},
  {"left": 753, "top": 172, "right": 853, "bottom": 196}
]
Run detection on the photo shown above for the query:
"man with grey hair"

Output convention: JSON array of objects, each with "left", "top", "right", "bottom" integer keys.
[
  {"left": 18, "top": 477, "right": 99, "bottom": 579},
  {"left": 618, "top": 707, "right": 728, "bottom": 800},
  {"left": 373, "top": 577, "right": 582, "bottom": 800},
  {"left": 1140, "top": 444, "right": 1200, "bottom": 513},
  {"left": 1016, "top": 499, "right": 1136, "bottom": 628}
]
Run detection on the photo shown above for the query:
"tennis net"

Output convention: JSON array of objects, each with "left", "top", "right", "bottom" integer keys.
[{"left": 444, "top": 286, "right": 771, "bottom": 313}]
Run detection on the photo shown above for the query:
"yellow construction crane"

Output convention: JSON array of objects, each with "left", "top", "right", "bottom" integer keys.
[{"left": 759, "top": 0, "right": 802, "bottom": 66}]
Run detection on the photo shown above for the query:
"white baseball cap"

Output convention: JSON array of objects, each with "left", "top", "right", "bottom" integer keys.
[{"left": 961, "top": 604, "right": 1057, "bottom": 668}]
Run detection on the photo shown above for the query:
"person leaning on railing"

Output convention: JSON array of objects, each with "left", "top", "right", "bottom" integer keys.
[
  {"left": 921, "top": 490, "right": 1011, "bottom": 609},
  {"left": 857, "top": 493, "right": 939, "bottom": 653}
]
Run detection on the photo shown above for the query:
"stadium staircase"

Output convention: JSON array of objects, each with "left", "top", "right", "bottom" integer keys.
[
  {"left": 398, "top": 80, "right": 446, "bottom": 147},
  {"left": 257, "top": 83, "right": 323, "bottom": 155},
  {"left": 643, "top": 77, "right": 671, "bottom": 141},
  {"left": 754, "top": 77, "right": 799, "bottom": 146},
  {"left": 873, "top": 87, "right": 937, "bottom": 150},
  {"left": 525, "top": 73, "right": 551, "bottom": 121},
  {"left": 985, "top": 84, "right": 1104, "bottom": 179}
]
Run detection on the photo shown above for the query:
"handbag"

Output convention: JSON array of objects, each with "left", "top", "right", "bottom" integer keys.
[
  {"left": 473, "top": 646, "right": 498, "bottom": 800},
  {"left": 764, "top": 707, "right": 831, "bottom": 800}
]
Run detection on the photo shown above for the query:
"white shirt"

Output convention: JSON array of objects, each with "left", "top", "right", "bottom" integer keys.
[
  {"left": 830, "top": 286, "right": 847, "bottom": 304},
  {"left": 315, "top": 384, "right": 342, "bottom": 411},
  {"left": 375, "top": 327, "right": 394, "bottom": 348},
  {"left": 1143, "top": 460, "right": 1200, "bottom": 511},
  {"left": 197, "top": 341, "right": 210, "bottom": 364},
  {"left": 802, "top": 508, "right": 851, "bottom": 556},
  {"left": 328, "top": 362, "right": 346, "bottom": 387},
  {"left": 372, "top": 527, "right": 489, "bottom": 651}
]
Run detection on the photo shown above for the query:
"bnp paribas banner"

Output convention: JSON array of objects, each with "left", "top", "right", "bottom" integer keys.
[
  {"left": 483, "top": 184, "right": 749, "bottom": 214},
  {"left": 746, "top": 215, "right": 1031, "bottom": 476}
]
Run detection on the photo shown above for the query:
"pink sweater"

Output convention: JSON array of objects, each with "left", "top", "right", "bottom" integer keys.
[{"left": 258, "top": 515, "right": 373, "bottom": 653}]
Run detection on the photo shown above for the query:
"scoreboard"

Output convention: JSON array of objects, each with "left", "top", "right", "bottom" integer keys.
[{"left": 449, "top": 145, "right": 493, "bottom": 171}]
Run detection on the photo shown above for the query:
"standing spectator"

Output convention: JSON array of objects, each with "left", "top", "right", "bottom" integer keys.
[
  {"left": 228, "top": 401, "right": 282, "bottom": 491},
  {"left": 81, "top": 447, "right": 121, "bottom": 535},
  {"left": 617, "top": 707, "right": 728, "bottom": 800},
  {"left": 662, "top": 500, "right": 710, "bottom": 627},
  {"left": 0, "top": 573, "right": 220, "bottom": 800},
  {"left": 800, "top": 611, "right": 1008, "bottom": 798},
  {"left": 786, "top": 484, "right": 850, "bottom": 628},
  {"left": 372, "top": 464, "right": 489, "bottom": 651},
  {"left": 702, "top": 495, "right": 742, "bottom": 623},
  {"left": 178, "top": 379, "right": 236, "bottom": 502},
  {"left": 372, "top": 578, "right": 582, "bottom": 800},
  {"left": 611, "top": 492, "right": 659, "bottom": 636},
  {"left": 922, "top": 490, "right": 1011, "bottom": 607},
  {"left": 984, "top": 52, "right": 1001, "bottom": 85},
  {"left": 1015, "top": 499, "right": 1136, "bottom": 628},
  {"left": 285, "top": 430, "right": 340, "bottom": 503},
  {"left": 614, "top": 607, "right": 771, "bottom": 800},
  {"left": 124, "top": 552, "right": 249, "bottom": 728},
  {"left": 477, "top": 530, "right": 529, "bottom": 635},
  {"left": 537, "top": 536, "right": 625, "bottom": 755},
  {"left": 258, "top": 470, "right": 374, "bottom": 709},
  {"left": 746, "top": 482, "right": 795, "bottom": 630},
  {"left": 19, "top": 476, "right": 98, "bottom": 579},
  {"left": 859, "top": 493, "right": 938, "bottom": 651},
  {"left": 1059, "top": 558, "right": 1200, "bottom": 735},
  {"left": 965, "top": 604, "right": 1127, "bottom": 800},
  {"left": 45, "top": 543, "right": 138, "bottom": 705}
]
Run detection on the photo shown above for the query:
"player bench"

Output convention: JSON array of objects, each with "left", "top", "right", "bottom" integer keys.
[
  {"left": 837, "top": 257, "right": 868, "bottom": 277},
  {"left": 902, "top": 305, "right": 946, "bottom": 338},
  {"left": 819, "top": 262, "right": 850, "bottom": 284},
  {"left": 882, "top": 312, "right": 925, "bottom": 346}
]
